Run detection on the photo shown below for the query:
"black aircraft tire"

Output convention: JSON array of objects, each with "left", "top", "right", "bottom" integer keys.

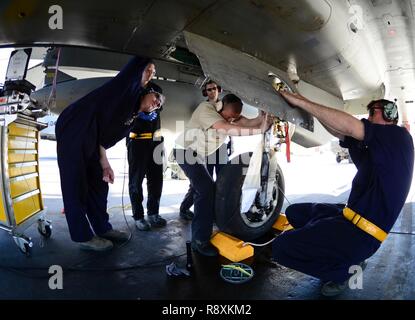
[{"left": 215, "top": 154, "right": 285, "bottom": 241}]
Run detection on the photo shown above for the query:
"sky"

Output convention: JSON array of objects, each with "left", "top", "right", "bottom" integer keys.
[
  {"left": 0, "top": 47, "right": 43, "bottom": 85},
  {"left": 0, "top": 47, "right": 14, "bottom": 84}
]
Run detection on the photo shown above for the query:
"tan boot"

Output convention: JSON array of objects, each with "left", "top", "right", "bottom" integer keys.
[{"left": 79, "top": 236, "right": 113, "bottom": 251}]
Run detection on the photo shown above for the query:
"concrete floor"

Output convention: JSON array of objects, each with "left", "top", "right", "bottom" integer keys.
[{"left": 0, "top": 141, "right": 414, "bottom": 300}]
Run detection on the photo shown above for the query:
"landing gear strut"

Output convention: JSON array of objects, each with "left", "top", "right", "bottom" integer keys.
[{"left": 216, "top": 127, "right": 286, "bottom": 240}]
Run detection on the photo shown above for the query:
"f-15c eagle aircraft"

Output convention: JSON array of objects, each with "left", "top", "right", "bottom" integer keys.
[{"left": 0, "top": 0, "right": 413, "bottom": 247}]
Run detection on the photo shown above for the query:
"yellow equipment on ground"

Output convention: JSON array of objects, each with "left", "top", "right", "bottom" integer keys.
[
  {"left": 272, "top": 213, "right": 293, "bottom": 232},
  {"left": 210, "top": 232, "right": 254, "bottom": 262},
  {"left": 0, "top": 114, "right": 50, "bottom": 255}
]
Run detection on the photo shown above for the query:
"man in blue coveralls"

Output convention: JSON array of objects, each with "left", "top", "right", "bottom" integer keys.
[
  {"left": 273, "top": 91, "right": 414, "bottom": 296},
  {"left": 127, "top": 80, "right": 167, "bottom": 231},
  {"left": 56, "top": 56, "right": 165, "bottom": 251}
]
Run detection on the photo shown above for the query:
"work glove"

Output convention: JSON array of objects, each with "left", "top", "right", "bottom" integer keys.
[{"left": 137, "top": 111, "right": 157, "bottom": 121}]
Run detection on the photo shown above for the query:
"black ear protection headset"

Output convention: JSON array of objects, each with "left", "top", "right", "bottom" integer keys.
[
  {"left": 202, "top": 80, "right": 222, "bottom": 97},
  {"left": 368, "top": 99, "right": 399, "bottom": 122}
]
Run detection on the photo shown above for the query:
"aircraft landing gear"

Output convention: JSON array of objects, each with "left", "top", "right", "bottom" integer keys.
[
  {"left": 216, "top": 124, "right": 286, "bottom": 240},
  {"left": 215, "top": 153, "right": 285, "bottom": 241}
]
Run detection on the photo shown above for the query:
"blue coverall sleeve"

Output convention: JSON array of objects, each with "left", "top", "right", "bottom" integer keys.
[
  {"left": 339, "top": 124, "right": 365, "bottom": 168},
  {"left": 115, "top": 56, "right": 146, "bottom": 82},
  {"left": 360, "top": 118, "right": 396, "bottom": 174}
]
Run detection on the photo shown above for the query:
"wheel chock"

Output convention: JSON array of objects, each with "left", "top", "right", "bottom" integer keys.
[
  {"left": 210, "top": 232, "right": 254, "bottom": 262},
  {"left": 272, "top": 213, "right": 293, "bottom": 232}
]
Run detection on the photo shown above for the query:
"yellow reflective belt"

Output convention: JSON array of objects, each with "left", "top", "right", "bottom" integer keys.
[
  {"left": 343, "top": 207, "right": 388, "bottom": 242},
  {"left": 129, "top": 132, "right": 153, "bottom": 139}
]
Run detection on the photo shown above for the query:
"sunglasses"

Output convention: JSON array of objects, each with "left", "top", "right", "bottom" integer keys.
[{"left": 206, "top": 87, "right": 218, "bottom": 92}]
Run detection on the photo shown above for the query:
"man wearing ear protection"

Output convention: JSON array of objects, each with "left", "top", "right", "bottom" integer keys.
[
  {"left": 179, "top": 80, "right": 229, "bottom": 221},
  {"left": 174, "top": 93, "right": 274, "bottom": 256},
  {"left": 127, "top": 73, "right": 167, "bottom": 231},
  {"left": 272, "top": 93, "right": 414, "bottom": 296}
]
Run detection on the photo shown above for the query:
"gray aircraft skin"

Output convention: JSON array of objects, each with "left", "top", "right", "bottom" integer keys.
[
  {"left": 2, "top": 0, "right": 414, "bottom": 144},
  {"left": 29, "top": 49, "right": 207, "bottom": 137},
  {"left": 27, "top": 48, "right": 300, "bottom": 144}
]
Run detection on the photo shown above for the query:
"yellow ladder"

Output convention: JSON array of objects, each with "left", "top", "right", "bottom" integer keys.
[{"left": 0, "top": 114, "right": 50, "bottom": 255}]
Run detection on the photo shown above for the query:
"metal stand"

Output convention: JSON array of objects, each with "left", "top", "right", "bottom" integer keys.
[{"left": 0, "top": 114, "right": 50, "bottom": 255}]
